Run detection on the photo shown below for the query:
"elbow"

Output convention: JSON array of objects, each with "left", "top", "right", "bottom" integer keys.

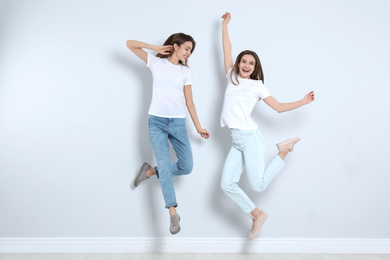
[
  {"left": 126, "top": 40, "right": 134, "bottom": 50},
  {"left": 275, "top": 106, "right": 284, "bottom": 113},
  {"left": 186, "top": 101, "right": 195, "bottom": 110}
]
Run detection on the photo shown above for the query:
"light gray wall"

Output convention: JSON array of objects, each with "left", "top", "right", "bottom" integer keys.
[{"left": 1, "top": 0, "right": 389, "bottom": 238}]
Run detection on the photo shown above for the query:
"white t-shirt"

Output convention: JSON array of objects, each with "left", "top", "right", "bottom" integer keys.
[
  {"left": 220, "top": 68, "right": 271, "bottom": 130},
  {"left": 147, "top": 53, "right": 193, "bottom": 118}
]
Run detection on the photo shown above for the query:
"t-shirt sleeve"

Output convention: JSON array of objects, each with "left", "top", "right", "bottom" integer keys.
[
  {"left": 184, "top": 67, "right": 193, "bottom": 86},
  {"left": 258, "top": 83, "right": 271, "bottom": 100},
  {"left": 146, "top": 53, "right": 159, "bottom": 69}
]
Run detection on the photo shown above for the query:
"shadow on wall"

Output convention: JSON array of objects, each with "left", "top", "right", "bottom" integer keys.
[
  {"left": 111, "top": 50, "right": 166, "bottom": 248},
  {"left": 209, "top": 21, "right": 249, "bottom": 236},
  {"left": 110, "top": 51, "right": 154, "bottom": 170},
  {"left": 0, "top": 1, "right": 13, "bottom": 57}
]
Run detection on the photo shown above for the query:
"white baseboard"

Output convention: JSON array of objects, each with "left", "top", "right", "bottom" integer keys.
[{"left": 1, "top": 237, "right": 390, "bottom": 254}]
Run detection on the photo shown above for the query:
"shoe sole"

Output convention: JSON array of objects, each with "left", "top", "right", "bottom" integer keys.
[
  {"left": 170, "top": 215, "right": 181, "bottom": 235},
  {"left": 134, "top": 162, "right": 150, "bottom": 187},
  {"left": 276, "top": 137, "right": 301, "bottom": 152},
  {"left": 170, "top": 226, "right": 181, "bottom": 235}
]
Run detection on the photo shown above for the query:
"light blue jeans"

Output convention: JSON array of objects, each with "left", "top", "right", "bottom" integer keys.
[
  {"left": 148, "top": 115, "right": 193, "bottom": 209},
  {"left": 221, "top": 129, "right": 286, "bottom": 214}
]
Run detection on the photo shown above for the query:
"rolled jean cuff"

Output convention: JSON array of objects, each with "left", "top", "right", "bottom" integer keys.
[
  {"left": 165, "top": 203, "right": 178, "bottom": 209},
  {"left": 276, "top": 155, "right": 287, "bottom": 167},
  {"left": 154, "top": 166, "right": 160, "bottom": 178},
  {"left": 247, "top": 205, "right": 257, "bottom": 215}
]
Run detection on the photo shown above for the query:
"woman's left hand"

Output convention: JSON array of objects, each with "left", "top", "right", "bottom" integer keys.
[
  {"left": 303, "top": 91, "right": 315, "bottom": 104},
  {"left": 198, "top": 128, "right": 210, "bottom": 139}
]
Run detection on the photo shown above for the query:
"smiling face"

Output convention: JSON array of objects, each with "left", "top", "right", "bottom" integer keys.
[
  {"left": 238, "top": 54, "right": 256, "bottom": 79},
  {"left": 173, "top": 41, "right": 193, "bottom": 64}
]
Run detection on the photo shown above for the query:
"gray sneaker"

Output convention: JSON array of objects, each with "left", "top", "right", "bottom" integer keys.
[
  {"left": 134, "top": 162, "right": 151, "bottom": 187},
  {"left": 170, "top": 214, "right": 181, "bottom": 235}
]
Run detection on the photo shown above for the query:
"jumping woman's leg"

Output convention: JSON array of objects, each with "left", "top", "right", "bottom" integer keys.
[
  {"left": 221, "top": 129, "right": 256, "bottom": 214},
  {"left": 148, "top": 116, "right": 178, "bottom": 210},
  {"left": 167, "top": 118, "right": 193, "bottom": 177},
  {"left": 241, "top": 130, "right": 286, "bottom": 224},
  {"left": 244, "top": 130, "right": 286, "bottom": 194},
  {"left": 166, "top": 117, "right": 193, "bottom": 217},
  {"left": 234, "top": 130, "right": 284, "bottom": 239}
]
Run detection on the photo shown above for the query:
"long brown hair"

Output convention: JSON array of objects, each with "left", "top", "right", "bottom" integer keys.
[
  {"left": 156, "top": 33, "right": 196, "bottom": 67},
  {"left": 230, "top": 50, "right": 264, "bottom": 85}
]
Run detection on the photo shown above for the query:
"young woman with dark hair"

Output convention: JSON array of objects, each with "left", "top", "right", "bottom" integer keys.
[
  {"left": 220, "top": 12, "right": 315, "bottom": 240},
  {"left": 126, "top": 33, "right": 209, "bottom": 235}
]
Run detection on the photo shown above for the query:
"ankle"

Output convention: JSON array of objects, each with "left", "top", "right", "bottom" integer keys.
[
  {"left": 169, "top": 207, "right": 177, "bottom": 216},
  {"left": 278, "top": 150, "right": 289, "bottom": 160},
  {"left": 146, "top": 168, "right": 155, "bottom": 178},
  {"left": 251, "top": 208, "right": 261, "bottom": 219}
]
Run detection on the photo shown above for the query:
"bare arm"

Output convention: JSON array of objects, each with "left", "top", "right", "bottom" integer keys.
[
  {"left": 184, "top": 85, "right": 209, "bottom": 139},
  {"left": 263, "top": 91, "right": 315, "bottom": 113},
  {"left": 222, "top": 12, "right": 233, "bottom": 73},
  {"left": 126, "top": 40, "right": 173, "bottom": 63}
]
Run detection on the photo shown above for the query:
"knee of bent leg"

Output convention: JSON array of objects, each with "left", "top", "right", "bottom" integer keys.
[
  {"left": 185, "top": 160, "right": 193, "bottom": 174},
  {"left": 250, "top": 181, "right": 267, "bottom": 193},
  {"left": 179, "top": 160, "right": 193, "bottom": 175}
]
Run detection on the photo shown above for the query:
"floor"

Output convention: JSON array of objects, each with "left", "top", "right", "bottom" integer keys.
[{"left": 0, "top": 254, "right": 389, "bottom": 260}]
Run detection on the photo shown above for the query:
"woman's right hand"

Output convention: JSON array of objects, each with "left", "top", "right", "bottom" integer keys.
[
  {"left": 155, "top": 45, "right": 173, "bottom": 55},
  {"left": 222, "top": 12, "right": 231, "bottom": 24}
]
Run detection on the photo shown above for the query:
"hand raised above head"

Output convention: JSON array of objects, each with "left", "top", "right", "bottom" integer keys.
[{"left": 222, "top": 12, "right": 231, "bottom": 24}]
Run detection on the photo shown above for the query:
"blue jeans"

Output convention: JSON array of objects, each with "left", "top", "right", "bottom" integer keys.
[
  {"left": 148, "top": 115, "right": 193, "bottom": 208},
  {"left": 221, "top": 129, "right": 286, "bottom": 214}
]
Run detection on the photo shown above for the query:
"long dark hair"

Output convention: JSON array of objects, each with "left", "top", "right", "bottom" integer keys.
[
  {"left": 156, "top": 33, "right": 196, "bottom": 66},
  {"left": 230, "top": 50, "right": 264, "bottom": 85}
]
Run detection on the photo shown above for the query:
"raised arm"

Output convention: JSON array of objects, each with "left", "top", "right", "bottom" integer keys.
[
  {"left": 126, "top": 40, "right": 173, "bottom": 63},
  {"left": 222, "top": 12, "right": 233, "bottom": 73},
  {"left": 263, "top": 91, "right": 315, "bottom": 113}
]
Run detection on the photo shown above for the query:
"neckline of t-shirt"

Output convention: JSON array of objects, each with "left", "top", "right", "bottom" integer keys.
[
  {"left": 231, "top": 71, "right": 252, "bottom": 81},
  {"left": 164, "top": 58, "right": 182, "bottom": 67},
  {"left": 238, "top": 76, "right": 251, "bottom": 81}
]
